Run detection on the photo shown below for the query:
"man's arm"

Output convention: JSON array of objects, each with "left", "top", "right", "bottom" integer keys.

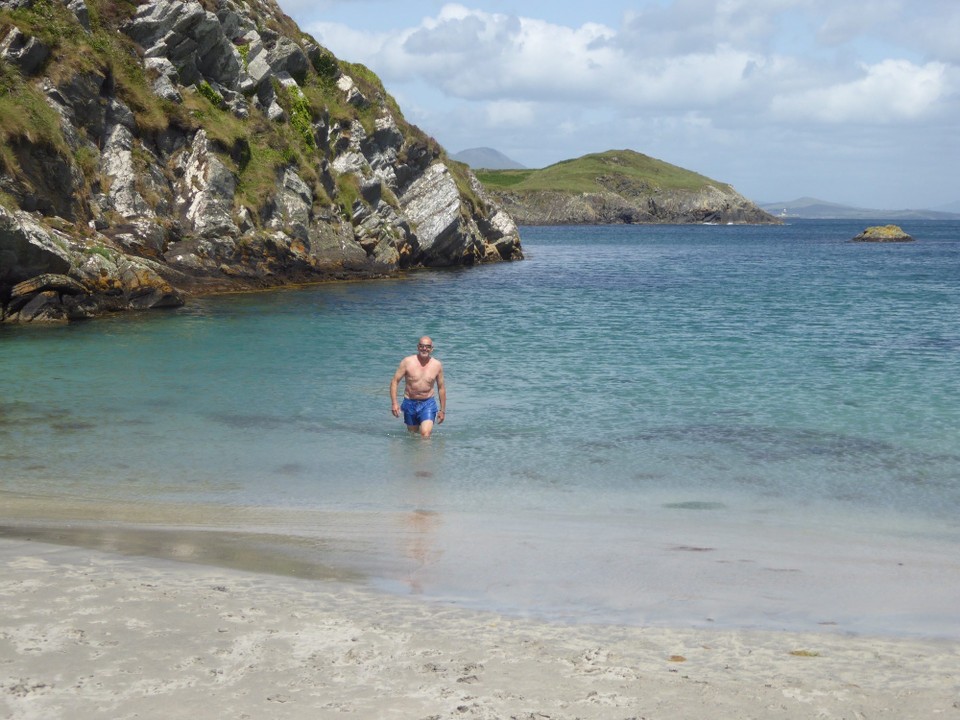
[
  {"left": 435, "top": 364, "right": 446, "bottom": 424},
  {"left": 390, "top": 361, "right": 406, "bottom": 417}
]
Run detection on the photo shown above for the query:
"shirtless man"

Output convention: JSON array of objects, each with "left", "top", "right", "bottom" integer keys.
[{"left": 390, "top": 336, "right": 446, "bottom": 437}]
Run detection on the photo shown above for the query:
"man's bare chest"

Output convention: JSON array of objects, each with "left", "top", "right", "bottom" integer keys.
[{"left": 406, "top": 361, "right": 438, "bottom": 384}]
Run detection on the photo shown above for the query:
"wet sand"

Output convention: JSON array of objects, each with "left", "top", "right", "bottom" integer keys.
[
  {"left": 3, "top": 489, "right": 960, "bottom": 639},
  {"left": 2, "top": 537, "right": 959, "bottom": 719}
]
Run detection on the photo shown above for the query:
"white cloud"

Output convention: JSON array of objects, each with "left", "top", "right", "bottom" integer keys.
[
  {"left": 309, "top": 21, "right": 393, "bottom": 63},
  {"left": 771, "top": 59, "right": 951, "bottom": 123},
  {"left": 898, "top": 0, "right": 960, "bottom": 63},
  {"left": 483, "top": 100, "right": 536, "bottom": 128},
  {"left": 398, "top": 10, "right": 620, "bottom": 101},
  {"left": 814, "top": 0, "right": 903, "bottom": 47},
  {"left": 300, "top": 1, "right": 960, "bottom": 207},
  {"left": 619, "top": 0, "right": 792, "bottom": 56},
  {"left": 312, "top": 7, "right": 764, "bottom": 110},
  {"left": 616, "top": 47, "right": 764, "bottom": 108}
]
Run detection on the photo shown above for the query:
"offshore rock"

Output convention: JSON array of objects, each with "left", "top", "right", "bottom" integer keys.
[
  {"left": 0, "top": 0, "right": 521, "bottom": 323},
  {"left": 851, "top": 225, "right": 914, "bottom": 242}
]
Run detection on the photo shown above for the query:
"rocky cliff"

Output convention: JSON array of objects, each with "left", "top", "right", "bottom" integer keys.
[
  {"left": 478, "top": 150, "right": 778, "bottom": 226},
  {"left": 490, "top": 185, "right": 776, "bottom": 225},
  {"left": 0, "top": 0, "right": 522, "bottom": 323}
]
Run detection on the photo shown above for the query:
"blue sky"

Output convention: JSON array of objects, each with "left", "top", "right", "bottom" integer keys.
[{"left": 283, "top": 1, "right": 959, "bottom": 209}]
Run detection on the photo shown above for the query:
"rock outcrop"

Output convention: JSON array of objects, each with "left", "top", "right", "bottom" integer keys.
[
  {"left": 0, "top": 0, "right": 522, "bottom": 323},
  {"left": 851, "top": 225, "right": 914, "bottom": 242},
  {"left": 489, "top": 184, "right": 776, "bottom": 225}
]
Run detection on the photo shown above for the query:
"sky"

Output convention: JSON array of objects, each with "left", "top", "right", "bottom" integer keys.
[{"left": 282, "top": 0, "right": 959, "bottom": 209}]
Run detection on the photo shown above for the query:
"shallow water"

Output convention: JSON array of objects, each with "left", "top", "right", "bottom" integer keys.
[{"left": 3, "top": 220, "right": 960, "bottom": 636}]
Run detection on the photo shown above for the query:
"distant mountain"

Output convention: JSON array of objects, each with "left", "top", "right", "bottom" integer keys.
[
  {"left": 932, "top": 200, "right": 960, "bottom": 214},
  {"left": 451, "top": 147, "right": 526, "bottom": 170},
  {"left": 476, "top": 149, "right": 777, "bottom": 225},
  {"left": 761, "top": 197, "right": 960, "bottom": 220}
]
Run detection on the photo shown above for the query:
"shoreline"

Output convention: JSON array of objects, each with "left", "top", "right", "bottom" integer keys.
[
  {"left": 2, "top": 537, "right": 959, "bottom": 718},
  {"left": 3, "top": 490, "right": 960, "bottom": 641}
]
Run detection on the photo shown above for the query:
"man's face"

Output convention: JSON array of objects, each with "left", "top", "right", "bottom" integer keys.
[{"left": 417, "top": 339, "right": 433, "bottom": 358}]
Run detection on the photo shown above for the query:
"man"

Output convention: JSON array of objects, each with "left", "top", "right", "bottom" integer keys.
[{"left": 390, "top": 336, "right": 446, "bottom": 437}]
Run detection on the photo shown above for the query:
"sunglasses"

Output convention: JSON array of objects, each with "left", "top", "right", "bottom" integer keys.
[{"left": 418, "top": 344, "right": 433, "bottom": 349}]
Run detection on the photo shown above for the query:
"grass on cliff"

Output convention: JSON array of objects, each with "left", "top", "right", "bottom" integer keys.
[
  {"left": 0, "top": 62, "right": 73, "bottom": 181},
  {"left": 0, "top": 0, "right": 446, "bottom": 228},
  {"left": 476, "top": 150, "right": 731, "bottom": 194},
  {"left": 0, "top": 1, "right": 80, "bottom": 172},
  {"left": 2, "top": 0, "right": 167, "bottom": 131}
]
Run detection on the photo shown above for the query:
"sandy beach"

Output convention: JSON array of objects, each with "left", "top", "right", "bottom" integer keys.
[{"left": 2, "top": 537, "right": 958, "bottom": 719}]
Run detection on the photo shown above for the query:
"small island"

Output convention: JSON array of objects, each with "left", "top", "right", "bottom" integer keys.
[{"left": 851, "top": 225, "right": 914, "bottom": 242}]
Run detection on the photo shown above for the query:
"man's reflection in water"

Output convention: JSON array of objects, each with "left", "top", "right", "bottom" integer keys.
[
  {"left": 391, "top": 435, "right": 445, "bottom": 594},
  {"left": 402, "top": 503, "right": 442, "bottom": 594}
]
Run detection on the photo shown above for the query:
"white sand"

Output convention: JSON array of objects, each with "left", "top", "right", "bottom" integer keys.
[{"left": 2, "top": 538, "right": 958, "bottom": 719}]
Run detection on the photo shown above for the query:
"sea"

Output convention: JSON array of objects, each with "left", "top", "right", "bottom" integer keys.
[{"left": 2, "top": 219, "right": 959, "bottom": 637}]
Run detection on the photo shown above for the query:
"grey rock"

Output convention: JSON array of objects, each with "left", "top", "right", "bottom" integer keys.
[
  {"left": 0, "top": 134, "right": 85, "bottom": 219},
  {"left": 400, "top": 163, "right": 478, "bottom": 265},
  {"left": 0, "top": 208, "right": 186, "bottom": 322},
  {"left": 268, "top": 167, "right": 313, "bottom": 240},
  {"left": 266, "top": 99, "right": 285, "bottom": 121},
  {"left": 110, "top": 218, "right": 168, "bottom": 254},
  {"left": 11, "top": 273, "right": 86, "bottom": 299},
  {"left": 176, "top": 130, "right": 239, "bottom": 239},
  {"left": 66, "top": 0, "right": 90, "bottom": 31},
  {"left": 100, "top": 103, "right": 155, "bottom": 219},
  {"left": 116, "top": 257, "right": 183, "bottom": 308},
  {"left": 0, "top": 26, "right": 49, "bottom": 75},
  {"left": 0, "top": 206, "right": 73, "bottom": 282},
  {"left": 238, "top": 30, "right": 307, "bottom": 90},
  {"left": 153, "top": 72, "right": 183, "bottom": 103},
  {"left": 269, "top": 37, "right": 310, "bottom": 82},
  {"left": 146, "top": 57, "right": 184, "bottom": 102},
  {"left": 54, "top": 71, "right": 110, "bottom": 141},
  {"left": 242, "top": 32, "right": 272, "bottom": 86},
  {"left": 16, "top": 290, "right": 66, "bottom": 322},
  {"left": 336, "top": 74, "right": 368, "bottom": 107},
  {"left": 125, "top": 0, "right": 242, "bottom": 88}
]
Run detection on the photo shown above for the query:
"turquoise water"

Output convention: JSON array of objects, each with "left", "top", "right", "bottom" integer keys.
[{"left": 3, "top": 220, "right": 960, "bottom": 635}]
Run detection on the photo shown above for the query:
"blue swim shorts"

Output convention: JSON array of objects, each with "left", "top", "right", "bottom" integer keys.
[{"left": 401, "top": 396, "right": 439, "bottom": 426}]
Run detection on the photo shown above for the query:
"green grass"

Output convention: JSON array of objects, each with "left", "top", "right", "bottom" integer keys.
[
  {"left": 335, "top": 172, "right": 361, "bottom": 220},
  {"left": 4, "top": 0, "right": 169, "bottom": 133},
  {"left": 197, "top": 81, "right": 224, "bottom": 107},
  {"left": 474, "top": 169, "right": 534, "bottom": 189},
  {"left": 279, "top": 83, "right": 316, "bottom": 149},
  {"left": 86, "top": 243, "right": 116, "bottom": 260},
  {"left": 0, "top": 62, "right": 72, "bottom": 171},
  {"left": 311, "top": 49, "right": 338, "bottom": 86},
  {"left": 477, "top": 150, "right": 730, "bottom": 194}
]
